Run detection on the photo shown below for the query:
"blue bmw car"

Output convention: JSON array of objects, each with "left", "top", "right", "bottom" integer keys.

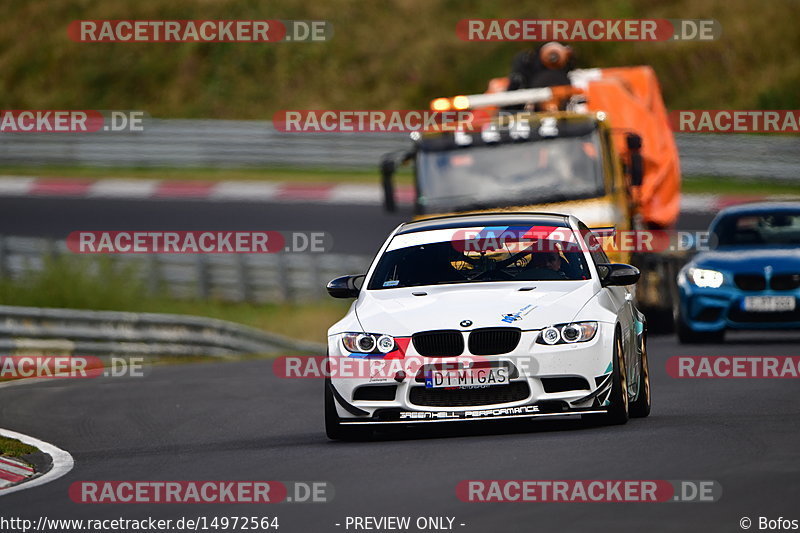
[{"left": 676, "top": 202, "right": 800, "bottom": 343}]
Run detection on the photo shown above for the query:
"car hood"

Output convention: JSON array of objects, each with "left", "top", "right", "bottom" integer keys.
[
  {"left": 354, "top": 281, "right": 598, "bottom": 335},
  {"left": 692, "top": 246, "right": 800, "bottom": 272}
]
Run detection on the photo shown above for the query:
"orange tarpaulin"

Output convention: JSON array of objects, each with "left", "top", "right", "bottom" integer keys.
[
  {"left": 484, "top": 66, "right": 682, "bottom": 228},
  {"left": 587, "top": 66, "right": 681, "bottom": 228}
]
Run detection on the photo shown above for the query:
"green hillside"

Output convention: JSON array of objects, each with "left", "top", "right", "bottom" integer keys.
[{"left": 1, "top": 0, "right": 798, "bottom": 118}]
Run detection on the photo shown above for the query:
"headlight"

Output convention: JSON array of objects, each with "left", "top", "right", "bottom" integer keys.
[
  {"left": 342, "top": 332, "right": 396, "bottom": 354},
  {"left": 687, "top": 267, "right": 724, "bottom": 288},
  {"left": 536, "top": 322, "right": 598, "bottom": 345}
]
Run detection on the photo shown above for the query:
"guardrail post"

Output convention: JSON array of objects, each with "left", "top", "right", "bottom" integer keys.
[
  {"left": 236, "top": 254, "right": 251, "bottom": 303},
  {"left": 146, "top": 254, "right": 160, "bottom": 295},
  {"left": 309, "top": 254, "right": 324, "bottom": 299},
  {"left": 0, "top": 235, "right": 5, "bottom": 280},
  {"left": 195, "top": 254, "right": 210, "bottom": 300},
  {"left": 43, "top": 237, "right": 57, "bottom": 262},
  {"left": 277, "top": 253, "right": 292, "bottom": 302}
]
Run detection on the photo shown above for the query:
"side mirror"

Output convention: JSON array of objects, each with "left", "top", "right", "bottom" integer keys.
[
  {"left": 326, "top": 274, "right": 365, "bottom": 298},
  {"left": 380, "top": 158, "right": 396, "bottom": 212},
  {"left": 598, "top": 263, "right": 640, "bottom": 287},
  {"left": 626, "top": 133, "right": 643, "bottom": 187}
]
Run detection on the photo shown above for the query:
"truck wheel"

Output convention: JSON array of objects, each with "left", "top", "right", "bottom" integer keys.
[
  {"left": 629, "top": 334, "right": 651, "bottom": 418},
  {"left": 325, "top": 377, "right": 372, "bottom": 441}
]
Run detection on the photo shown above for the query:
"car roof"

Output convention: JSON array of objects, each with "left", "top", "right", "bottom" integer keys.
[
  {"left": 397, "top": 212, "right": 572, "bottom": 235},
  {"left": 717, "top": 201, "right": 800, "bottom": 218}
]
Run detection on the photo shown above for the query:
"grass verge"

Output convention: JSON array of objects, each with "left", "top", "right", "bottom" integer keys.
[
  {"left": 682, "top": 176, "right": 800, "bottom": 196},
  {"left": 0, "top": 255, "right": 348, "bottom": 343},
  {"left": 0, "top": 165, "right": 414, "bottom": 185},
  {"left": 0, "top": 436, "right": 37, "bottom": 458}
]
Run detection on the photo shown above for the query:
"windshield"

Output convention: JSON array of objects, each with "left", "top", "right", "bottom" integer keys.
[
  {"left": 367, "top": 225, "right": 592, "bottom": 290},
  {"left": 712, "top": 212, "right": 800, "bottom": 247},
  {"left": 416, "top": 132, "right": 604, "bottom": 213}
]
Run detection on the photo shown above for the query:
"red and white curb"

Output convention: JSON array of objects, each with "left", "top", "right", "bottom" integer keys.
[
  {"left": 0, "top": 428, "right": 74, "bottom": 496},
  {"left": 0, "top": 455, "right": 34, "bottom": 487},
  {"left": 0, "top": 175, "right": 786, "bottom": 214}
]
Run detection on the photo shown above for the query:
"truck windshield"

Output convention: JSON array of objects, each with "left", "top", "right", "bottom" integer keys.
[{"left": 416, "top": 132, "right": 604, "bottom": 213}]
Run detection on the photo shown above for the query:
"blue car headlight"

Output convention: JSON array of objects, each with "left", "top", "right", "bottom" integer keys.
[{"left": 686, "top": 267, "right": 724, "bottom": 288}]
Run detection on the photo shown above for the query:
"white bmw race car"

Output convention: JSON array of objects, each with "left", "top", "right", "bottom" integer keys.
[{"left": 325, "top": 212, "right": 650, "bottom": 439}]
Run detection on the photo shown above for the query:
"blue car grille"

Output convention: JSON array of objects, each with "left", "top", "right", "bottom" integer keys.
[
  {"left": 771, "top": 274, "right": 800, "bottom": 291},
  {"left": 734, "top": 274, "right": 766, "bottom": 291},
  {"left": 734, "top": 273, "right": 800, "bottom": 291}
]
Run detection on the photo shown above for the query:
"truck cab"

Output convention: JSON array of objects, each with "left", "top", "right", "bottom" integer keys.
[{"left": 382, "top": 110, "right": 642, "bottom": 264}]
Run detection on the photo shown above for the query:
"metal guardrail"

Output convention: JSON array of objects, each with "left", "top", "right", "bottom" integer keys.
[
  {"left": 0, "top": 235, "right": 372, "bottom": 304},
  {"left": 0, "top": 119, "right": 798, "bottom": 180},
  {"left": 0, "top": 304, "right": 326, "bottom": 357}
]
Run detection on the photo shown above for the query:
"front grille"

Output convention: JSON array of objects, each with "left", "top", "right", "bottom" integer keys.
[
  {"left": 735, "top": 274, "right": 766, "bottom": 291},
  {"left": 468, "top": 327, "right": 521, "bottom": 355},
  {"left": 353, "top": 385, "right": 397, "bottom": 401},
  {"left": 728, "top": 307, "right": 800, "bottom": 323},
  {"left": 695, "top": 307, "right": 723, "bottom": 323},
  {"left": 771, "top": 274, "right": 800, "bottom": 291},
  {"left": 409, "top": 381, "right": 530, "bottom": 407},
  {"left": 412, "top": 330, "right": 464, "bottom": 357},
  {"left": 541, "top": 376, "right": 591, "bottom": 393}
]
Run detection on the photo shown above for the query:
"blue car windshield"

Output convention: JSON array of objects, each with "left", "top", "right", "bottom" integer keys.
[{"left": 713, "top": 212, "right": 800, "bottom": 247}]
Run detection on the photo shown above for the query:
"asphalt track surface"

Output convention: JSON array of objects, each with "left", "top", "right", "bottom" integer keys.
[
  {"left": 2, "top": 196, "right": 796, "bottom": 531},
  {"left": 2, "top": 330, "right": 800, "bottom": 532},
  {"left": 0, "top": 197, "right": 713, "bottom": 255}
]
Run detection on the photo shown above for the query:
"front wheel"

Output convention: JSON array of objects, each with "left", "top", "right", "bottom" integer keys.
[
  {"left": 325, "top": 377, "right": 372, "bottom": 441},
  {"left": 676, "top": 313, "right": 724, "bottom": 344},
  {"left": 629, "top": 333, "right": 651, "bottom": 418},
  {"left": 602, "top": 331, "right": 629, "bottom": 425}
]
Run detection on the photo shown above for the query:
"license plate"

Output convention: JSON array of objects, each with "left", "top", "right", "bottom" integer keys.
[
  {"left": 425, "top": 367, "right": 509, "bottom": 389},
  {"left": 743, "top": 296, "right": 796, "bottom": 312}
]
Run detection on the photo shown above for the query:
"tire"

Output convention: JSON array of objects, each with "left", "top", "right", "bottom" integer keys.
[
  {"left": 325, "top": 377, "right": 372, "bottom": 441},
  {"left": 629, "top": 333, "right": 651, "bottom": 418},
  {"left": 602, "top": 330, "right": 629, "bottom": 425},
  {"left": 676, "top": 308, "right": 724, "bottom": 344}
]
